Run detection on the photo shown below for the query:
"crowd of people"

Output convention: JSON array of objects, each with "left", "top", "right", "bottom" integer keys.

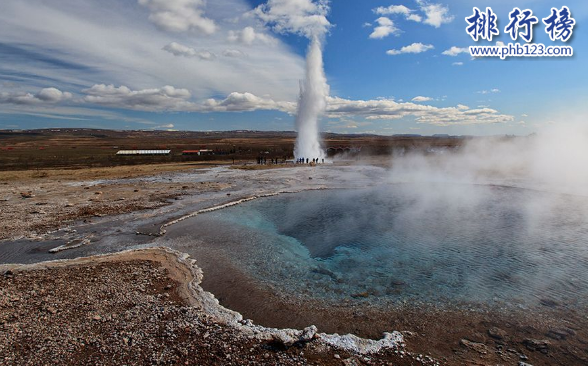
[
  {"left": 256, "top": 156, "right": 325, "bottom": 165},
  {"left": 256, "top": 157, "right": 282, "bottom": 164},
  {"left": 295, "top": 157, "right": 324, "bottom": 164}
]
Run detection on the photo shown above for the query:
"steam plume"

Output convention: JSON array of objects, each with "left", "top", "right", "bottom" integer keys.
[
  {"left": 294, "top": 35, "right": 329, "bottom": 160},
  {"left": 254, "top": 0, "right": 331, "bottom": 160}
]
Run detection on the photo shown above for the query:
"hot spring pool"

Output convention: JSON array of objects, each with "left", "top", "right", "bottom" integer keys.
[{"left": 170, "top": 184, "right": 588, "bottom": 310}]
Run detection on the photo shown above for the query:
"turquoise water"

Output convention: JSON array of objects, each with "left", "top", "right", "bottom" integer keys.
[{"left": 183, "top": 184, "right": 588, "bottom": 309}]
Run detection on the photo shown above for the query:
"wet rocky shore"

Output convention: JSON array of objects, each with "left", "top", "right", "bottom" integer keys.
[{"left": 0, "top": 248, "right": 421, "bottom": 366}]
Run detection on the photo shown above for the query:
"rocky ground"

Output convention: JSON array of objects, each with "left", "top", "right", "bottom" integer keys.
[
  {"left": 0, "top": 249, "right": 431, "bottom": 366},
  {"left": 0, "top": 163, "right": 230, "bottom": 240}
]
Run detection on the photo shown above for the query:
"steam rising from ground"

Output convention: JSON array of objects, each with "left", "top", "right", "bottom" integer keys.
[
  {"left": 383, "top": 124, "right": 588, "bottom": 267},
  {"left": 389, "top": 125, "right": 588, "bottom": 197},
  {"left": 294, "top": 36, "right": 329, "bottom": 160}
]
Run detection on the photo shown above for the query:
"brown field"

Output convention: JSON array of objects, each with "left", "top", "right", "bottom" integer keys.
[{"left": 0, "top": 129, "right": 466, "bottom": 170}]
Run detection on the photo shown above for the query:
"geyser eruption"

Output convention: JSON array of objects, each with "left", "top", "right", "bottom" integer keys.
[
  {"left": 253, "top": 0, "right": 331, "bottom": 160},
  {"left": 294, "top": 35, "right": 329, "bottom": 160}
]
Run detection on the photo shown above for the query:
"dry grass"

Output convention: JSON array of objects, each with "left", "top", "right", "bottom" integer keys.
[{"left": 0, "top": 161, "right": 232, "bottom": 183}]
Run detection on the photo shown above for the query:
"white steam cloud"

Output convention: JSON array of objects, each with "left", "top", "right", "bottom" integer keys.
[{"left": 389, "top": 124, "right": 588, "bottom": 197}]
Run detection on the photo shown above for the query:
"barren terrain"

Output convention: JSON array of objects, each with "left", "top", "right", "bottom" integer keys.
[{"left": 0, "top": 163, "right": 230, "bottom": 240}]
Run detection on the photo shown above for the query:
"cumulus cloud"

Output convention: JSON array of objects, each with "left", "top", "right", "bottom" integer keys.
[
  {"left": 202, "top": 92, "right": 296, "bottom": 112},
  {"left": 325, "top": 96, "right": 513, "bottom": 126},
  {"left": 412, "top": 96, "right": 433, "bottom": 102},
  {"left": 369, "top": 17, "right": 399, "bottom": 39},
  {"left": 374, "top": 5, "right": 411, "bottom": 15},
  {"left": 442, "top": 46, "right": 468, "bottom": 56},
  {"left": 407, "top": 13, "right": 423, "bottom": 22},
  {"left": 228, "top": 26, "right": 276, "bottom": 45},
  {"left": 416, "top": 0, "right": 453, "bottom": 27},
  {"left": 138, "top": 0, "right": 216, "bottom": 34},
  {"left": 374, "top": 4, "right": 422, "bottom": 22},
  {"left": 253, "top": 0, "right": 331, "bottom": 38},
  {"left": 37, "top": 88, "right": 72, "bottom": 102},
  {"left": 372, "top": 1, "right": 451, "bottom": 29},
  {"left": 0, "top": 88, "right": 72, "bottom": 105},
  {"left": 82, "top": 84, "right": 195, "bottom": 111},
  {"left": 162, "top": 42, "right": 216, "bottom": 60},
  {"left": 386, "top": 42, "right": 433, "bottom": 55}
]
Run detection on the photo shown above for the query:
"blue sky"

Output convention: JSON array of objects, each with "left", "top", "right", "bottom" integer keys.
[{"left": 0, "top": 0, "right": 586, "bottom": 135}]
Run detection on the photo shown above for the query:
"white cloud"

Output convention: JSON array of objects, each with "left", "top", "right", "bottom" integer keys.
[
  {"left": 80, "top": 87, "right": 297, "bottom": 114},
  {"left": 452, "top": 62, "right": 464, "bottom": 66},
  {"left": 193, "top": 50, "right": 215, "bottom": 60},
  {"left": 202, "top": 92, "right": 296, "bottom": 112},
  {"left": 416, "top": 0, "right": 453, "bottom": 28},
  {"left": 457, "top": 104, "right": 469, "bottom": 110},
  {"left": 374, "top": 5, "right": 411, "bottom": 16},
  {"left": 0, "top": 88, "right": 72, "bottom": 105},
  {"left": 325, "top": 96, "right": 513, "bottom": 126},
  {"left": 37, "top": 88, "right": 72, "bottom": 102},
  {"left": 374, "top": 4, "right": 422, "bottom": 23},
  {"left": 369, "top": 17, "right": 399, "bottom": 39},
  {"left": 386, "top": 42, "right": 434, "bottom": 55},
  {"left": 477, "top": 89, "right": 501, "bottom": 94},
  {"left": 154, "top": 123, "right": 175, "bottom": 130},
  {"left": 222, "top": 49, "right": 246, "bottom": 58},
  {"left": 253, "top": 0, "right": 331, "bottom": 38},
  {"left": 82, "top": 84, "right": 195, "bottom": 111},
  {"left": 373, "top": 5, "right": 423, "bottom": 23},
  {"left": 138, "top": 0, "right": 216, "bottom": 34},
  {"left": 228, "top": 26, "right": 276, "bottom": 45},
  {"left": 412, "top": 96, "right": 432, "bottom": 102},
  {"left": 442, "top": 46, "right": 468, "bottom": 56},
  {"left": 162, "top": 42, "right": 216, "bottom": 60},
  {"left": 373, "top": 1, "right": 451, "bottom": 28},
  {"left": 407, "top": 13, "right": 423, "bottom": 22}
]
